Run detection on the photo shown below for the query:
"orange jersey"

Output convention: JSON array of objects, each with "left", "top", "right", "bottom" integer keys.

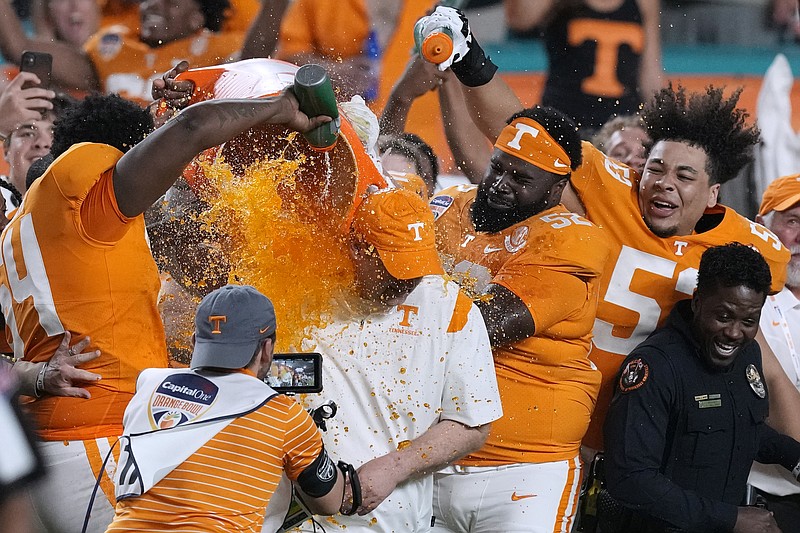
[
  {"left": 0, "top": 143, "right": 168, "bottom": 440},
  {"left": 432, "top": 185, "right": 611, "bottom": 464},
  {"left": 84, "top": 26, "right": 243, "bottom": 103},
  {"left": 276, "top": 0, "right": 369, "bottom": 60},
  {"left": 107, "top": 394, "right": 322, "bottom": 532},
  {"left": 571, "top": 141, "right": 790, "bottom": 449}
]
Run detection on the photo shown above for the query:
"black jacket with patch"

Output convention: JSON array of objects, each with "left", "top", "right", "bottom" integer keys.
[{"left": 603, "top": 299, "right": 800, "bottom": 532}]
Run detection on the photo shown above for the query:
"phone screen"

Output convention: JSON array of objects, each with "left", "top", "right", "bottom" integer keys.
[
  {"left": 265, "top": 353, "right": 322, "bottom": 394},
  {"left": 20, "top": 51, "right": 53, "bottom": 90}
]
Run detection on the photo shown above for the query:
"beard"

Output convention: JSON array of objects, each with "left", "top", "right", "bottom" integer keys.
[
  {"left": 786, "top": 247, "right": 800, "bottom": 291},
  {"left": 470, "top": 181, "right": 549, "bottom": 233}
]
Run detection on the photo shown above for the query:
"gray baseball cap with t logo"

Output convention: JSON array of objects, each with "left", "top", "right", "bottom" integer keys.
[{"left": 191, "top": 285, "right": 277, "bottom": 370}]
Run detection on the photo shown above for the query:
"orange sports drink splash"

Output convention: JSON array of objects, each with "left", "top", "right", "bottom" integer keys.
[{"left": 158, "top": 59, "right": 387, "bottom": 353}]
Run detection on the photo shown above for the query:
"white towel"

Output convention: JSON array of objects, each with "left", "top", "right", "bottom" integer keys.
[{"left": 115, "top": 368, "right": 276, "bottom": 499}]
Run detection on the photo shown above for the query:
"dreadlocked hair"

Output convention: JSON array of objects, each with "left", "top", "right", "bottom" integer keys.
[{"left": 642, "top": 84, "right": 759, "bottom": 185}]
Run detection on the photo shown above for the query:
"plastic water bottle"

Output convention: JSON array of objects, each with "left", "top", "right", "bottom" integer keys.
[{"left": 293, "top": 64, "right": 341, "bottom": 151}]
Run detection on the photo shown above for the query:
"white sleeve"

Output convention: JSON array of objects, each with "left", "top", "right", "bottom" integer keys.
[{"left": 439, "top": 302, "right": 502, "bottom": 427}]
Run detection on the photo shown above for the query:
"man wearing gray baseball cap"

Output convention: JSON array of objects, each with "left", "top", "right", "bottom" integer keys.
[{"left": 105, "top": 284, "right": 346, "bottom": 532}]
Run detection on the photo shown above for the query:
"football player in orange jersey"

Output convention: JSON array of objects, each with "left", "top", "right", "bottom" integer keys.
[
  {"left": 419, "top": 6, "right": 800, "bottom": 466},
  {"left": 428, "top": 104, "right": 611, "bottom": 531},
  {"left": 1, "top": 85, "right": 331, "bottom": 532}
]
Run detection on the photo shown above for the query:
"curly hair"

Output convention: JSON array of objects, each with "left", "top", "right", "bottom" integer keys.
[
  {"left": 507, "top": 106, "right": 583, "bottom": 170},
  {"left": 51, "top": 94, "right": 154, "bottom": 158},
  {"left": 642, "top": 84, "right": 759, "bottom": 185},
  {"left": 197, "top": 0, "right": 231, "bottom": 32},
  {"left": 696, "top": 243, "right": 771, "bottom": 298}
]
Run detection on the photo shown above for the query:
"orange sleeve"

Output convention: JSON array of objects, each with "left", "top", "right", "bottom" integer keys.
[
  {"left": 79, "top": 167, "right": 134, "bottom": 243},
  {"left": 446, "top": 290, "right": 474, "bottom": 333},
  {"left": 282, "top": 397, "right": 325, "bottom": 480}
]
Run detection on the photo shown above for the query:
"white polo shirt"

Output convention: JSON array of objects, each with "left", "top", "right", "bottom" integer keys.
[
  {"left": 300, "top": 275, "right": 502, "bottom": 532},
  {"left": 750, "top": 287, "right": 800, "bottom": 496}
]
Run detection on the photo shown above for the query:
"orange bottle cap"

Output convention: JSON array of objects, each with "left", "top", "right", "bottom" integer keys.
[{"left": 421, "top": 32, "right": 454, "bottom": 64}]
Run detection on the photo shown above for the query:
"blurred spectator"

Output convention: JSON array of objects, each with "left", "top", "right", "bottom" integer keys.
[
  {"left": 378, "top": 132, "right": 440, "bottom": 196},
  {"left": 0, "top": 0, "right": 245, "bottom": 100},
  {"left": 32, "top": 0, "right": 101, "bottom": 49},
  {"left": 0, "top": 74, "right": 72, "bottom": 214},
  {"left": 750, "top": 175, "right": 800, "bottom": 532},
  {"left": 504, "top": 0, "right": 663, "bottom": 137},
  {"left": 591, "top": 114, "right": 649, "bottom": 174},
  {"left": 98, "top": 0, "right": 262, "bottom": 33},
  {"left": 275, "top": 0, "right": 437, "bottom": 101}
]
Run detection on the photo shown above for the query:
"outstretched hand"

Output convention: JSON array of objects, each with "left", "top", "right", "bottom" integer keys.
[
  {"left": 44, "top": 332, "right": 102, "bottom": 399},
  {"left": 151, "top": 61, "right": 194, "bottom": 111},
  {"left": 0, "top": 72, "right": 55, "bottom": 137}
]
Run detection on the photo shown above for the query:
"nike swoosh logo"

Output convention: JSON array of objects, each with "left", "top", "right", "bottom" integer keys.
[
  {"left": 259, "top": 327, "right": 271, "bottom": 333},
  {"left": 484, "top": 245, "right": 503, "bottom": 253},
  {"left": 772, "top": 321, "right": 781, "bottom": 327},
  {"left": 553, "top": 158, "right": 568, "bottom": 169},
  {"left": 511, "top": 492, "right": 537, "bottom": 501}
]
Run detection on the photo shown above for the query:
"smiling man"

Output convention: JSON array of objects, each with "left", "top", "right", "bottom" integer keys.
[
  {"left": 429, "top": 106, "right": 611, "bottom": 533},
  {"left": 603, "top": 243, "right": 800, "bottom": 533}
]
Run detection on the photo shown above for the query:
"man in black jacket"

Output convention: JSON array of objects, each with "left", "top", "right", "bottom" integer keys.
[{"left": 604, "top": 243, "right": 800, "bottom": 533}]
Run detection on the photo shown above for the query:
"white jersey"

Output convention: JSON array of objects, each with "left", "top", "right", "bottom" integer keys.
[
  {"left": 300, "top": 275, "right": 502, "bottom": 532},
  {"left": 749, "top": 287, "right": 800, "bottom": 496}
]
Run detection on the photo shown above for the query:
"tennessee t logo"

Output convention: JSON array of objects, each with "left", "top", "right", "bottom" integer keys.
[
  {"left": 209, "top": 315, "right": 227, "bottom": 334},
  {"left": 397, "top": 305, "right": 419, "bottom": 327},
  {"left": 568, "top": 19, "right": 644, "bottom": 97},
  {"left": 407, "top": 222, "right": 425, "bottom": 241},
  {"left": 507, "top": 123, "right": 540, "bottom": 150}
]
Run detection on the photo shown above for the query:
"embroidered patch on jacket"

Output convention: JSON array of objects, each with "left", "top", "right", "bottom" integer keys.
[
  {"left": 746, "top": 364, "right": 766, "bottom": 398},
  {"left": 619, "top": 358, "right": 649, "bottom": 393}
]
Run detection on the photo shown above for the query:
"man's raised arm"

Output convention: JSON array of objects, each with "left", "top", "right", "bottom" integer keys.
[{"left": 113, "top": 90, "right": 331, "bottom": 218}]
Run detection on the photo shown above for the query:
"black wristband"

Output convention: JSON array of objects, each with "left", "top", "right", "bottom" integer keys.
[
  {"left": 337, "top": 461, "right": 361, "bottom": 516},
  {"left": 450, "top": 38, "right": 498, "bottom": 88}
]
